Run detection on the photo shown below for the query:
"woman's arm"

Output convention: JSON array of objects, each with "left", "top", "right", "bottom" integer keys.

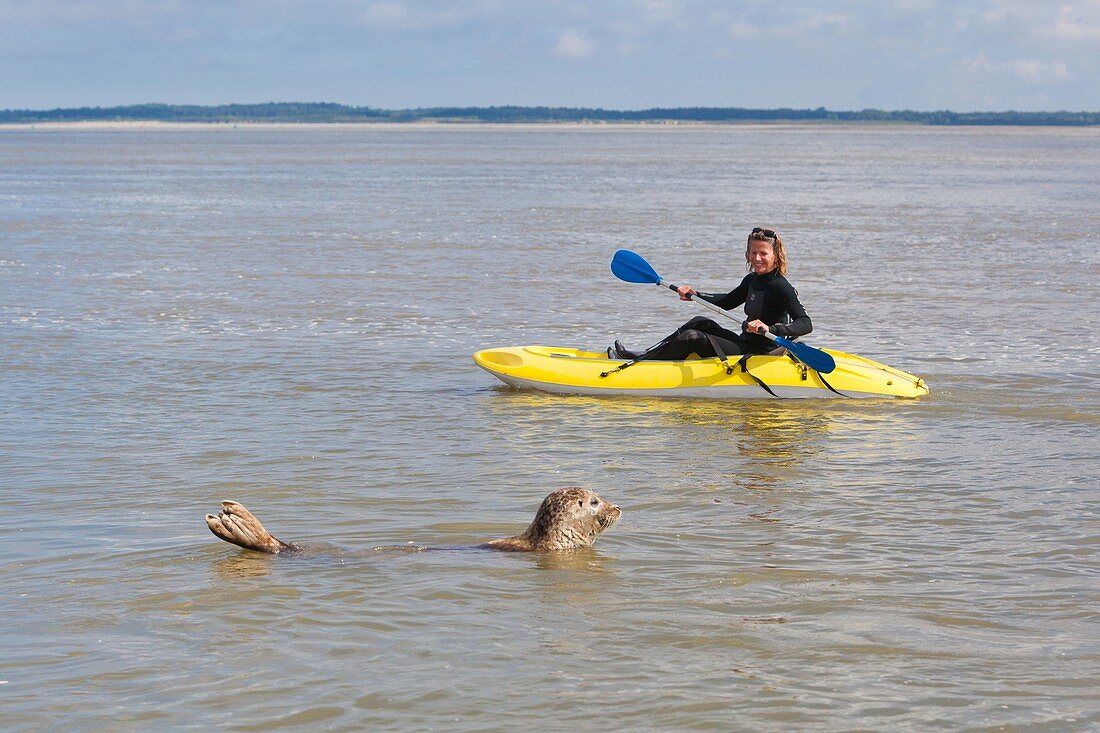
[
  {"left": 770, "top": 280, "right": 812, "bottom": 338},
  {"left": 698, "top": 274, "right": 752, "bottom": 310}
]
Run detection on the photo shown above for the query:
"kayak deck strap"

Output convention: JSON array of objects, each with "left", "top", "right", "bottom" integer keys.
[
  {"left": 737, "top": 354, "right": 778, "bottom": 398},
  {"left": 817, "top": 370, "right": 849, "bottom": 397}
]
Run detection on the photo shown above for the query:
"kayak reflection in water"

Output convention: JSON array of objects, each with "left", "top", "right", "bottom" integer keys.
[{"left": 608, "top": 227, "right": 813, "bottom": 361}]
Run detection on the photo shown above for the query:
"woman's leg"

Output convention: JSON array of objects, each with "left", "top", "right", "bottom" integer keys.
[{"left": 642, "top": 316, "right": 746, "bottom": 360}]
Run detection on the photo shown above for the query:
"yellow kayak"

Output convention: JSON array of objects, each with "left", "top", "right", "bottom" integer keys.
[{"left": 473, "top": 345, "right": 928, "bottom": 399}]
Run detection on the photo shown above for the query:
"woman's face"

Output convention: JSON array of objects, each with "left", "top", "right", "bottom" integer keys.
[{"left": 747, "top": 240, "right": 777, "bottom": 274}]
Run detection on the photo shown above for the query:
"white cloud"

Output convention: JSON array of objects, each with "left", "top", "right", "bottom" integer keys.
[
  {"left": 892, "top": 0, "right": 937, "bottom": 10},
  {"left": 360, "top": 2, "right": 412, "bottom": 28},
  {"left": 977, "top": 1, "right": 1100, "bottom": 42},
  {"left": 1051, "top": 3, "right": 1100, "bottom": 41},
  {"left": 726, "top": 10, "right": 852, "bottom": 42},
  {"left": 357, "top": 0, "right": 504, "bottom": 31},
  {"left": 1011, "top": 58, "right": 1070, "bottom": 82},
  {"left": 554, "top": 29, "right": 593, "bottom": 59},
  {"left": 634, "top": 0, "right": 687, "bottom": 28},
  {"left": 966, "top": 53, "right": 1070, "bottom": 83},
  {"left": 0, "top": 0, "right": 184, "bottom": 26},
  {"left": 727, "top": 21, "right": 758, "bottom": 41}
]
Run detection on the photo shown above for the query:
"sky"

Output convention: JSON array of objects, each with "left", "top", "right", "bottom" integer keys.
[{"left": 1, "top": 0, "right": 1097, "bottom": 112}]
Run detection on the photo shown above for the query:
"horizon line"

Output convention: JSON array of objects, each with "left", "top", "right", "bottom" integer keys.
[
  {"left": 2, "top": 102, "right": 1097, "bottom": 126},
  {"left": 4, "top": 101, "right": 1099, "bottom": 113}
]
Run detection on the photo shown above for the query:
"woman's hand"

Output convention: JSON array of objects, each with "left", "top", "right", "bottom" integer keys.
[
  {"left": 676, "top": 285, "right": 697, "bottom": 301},
  {"left": 745, "top": 319, "right": 769, "bottom": 335}
]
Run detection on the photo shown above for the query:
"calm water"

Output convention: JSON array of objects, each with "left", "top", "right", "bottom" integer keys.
[{"left": 1, "top": 124, "right": 1097, "bottom": 731}]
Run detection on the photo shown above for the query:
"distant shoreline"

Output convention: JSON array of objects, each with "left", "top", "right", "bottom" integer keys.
[
  {"left": 4, "top": 120, "right": 1099, "bottom": 133},
  {"left": 1, "top": 103, "right": 1097, "bottom": 126}
]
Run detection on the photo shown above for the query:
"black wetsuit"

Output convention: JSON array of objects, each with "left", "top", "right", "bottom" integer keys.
[{"left": 642, "top": 270, "right": 812, "bottom": 360}]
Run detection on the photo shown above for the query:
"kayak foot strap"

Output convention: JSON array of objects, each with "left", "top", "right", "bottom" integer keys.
[
  {"left": 599, "top": 361, "right": 633, "bottom": 378},
  {"left": 599, "top": 332, "right": 679, "bottom": 378},
  {"left": 737, "top": 354, "right": 779, "bottom": 398},
  {"left": 705, "top": 334, "right": 735, "bottom": 375}
]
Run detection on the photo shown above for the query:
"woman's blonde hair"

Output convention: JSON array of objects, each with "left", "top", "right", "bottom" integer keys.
[{"left": 746, "top": 227, "right": 788, "bottom": 276}]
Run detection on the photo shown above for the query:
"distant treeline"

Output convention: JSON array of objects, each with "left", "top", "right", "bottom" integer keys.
[{"left": 2, "top": 102, "right": 1097, "bottom": 126}]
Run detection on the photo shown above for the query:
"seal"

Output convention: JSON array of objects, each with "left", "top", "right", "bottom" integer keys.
[{"left": 205, "top": 487, "right": 621, "bottom": 554}]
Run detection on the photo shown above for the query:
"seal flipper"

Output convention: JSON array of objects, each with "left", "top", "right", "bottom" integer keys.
[{"left": 205, "top": 500, "right": 295, "bottom": 554}]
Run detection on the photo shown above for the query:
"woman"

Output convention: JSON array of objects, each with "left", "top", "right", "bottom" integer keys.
[{"left": 609, "top": 227, "right": 812, "bottom": 361}]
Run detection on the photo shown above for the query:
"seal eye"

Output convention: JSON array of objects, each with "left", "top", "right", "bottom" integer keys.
[{"left": 590, "top": 499, "right": 599, "bottom": 506}]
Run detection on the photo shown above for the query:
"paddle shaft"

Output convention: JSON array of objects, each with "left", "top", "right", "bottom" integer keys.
[{"left": 653, "top": 278, "right": 785, "bottom": 346}]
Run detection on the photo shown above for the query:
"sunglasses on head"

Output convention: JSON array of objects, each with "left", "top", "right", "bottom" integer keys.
[{"left": 751, "top": 227, "right": 777, "bottom": 239}]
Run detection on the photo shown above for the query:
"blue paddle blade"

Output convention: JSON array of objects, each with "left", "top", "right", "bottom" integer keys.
[
  {"left": 611, "top": 249, "right": 662, "bottom": 285},
  {"left": 773, "top": 335, "right": 837, "bottom": 374}
]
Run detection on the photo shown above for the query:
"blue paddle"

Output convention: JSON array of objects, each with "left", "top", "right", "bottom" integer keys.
[{"left": 611, "top": 249, "right": 837, "bottom": 374}]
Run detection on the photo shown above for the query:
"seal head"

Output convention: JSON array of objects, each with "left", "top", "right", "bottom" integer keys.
[{"left": 485, "top": 487, "right": 621, "bottom": 552}]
